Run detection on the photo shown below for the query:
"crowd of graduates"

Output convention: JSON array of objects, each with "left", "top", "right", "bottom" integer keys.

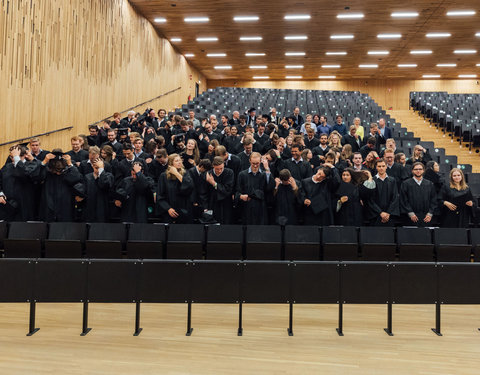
[{"left": 0, "top": 106, "right": 475, "bottom": 227}]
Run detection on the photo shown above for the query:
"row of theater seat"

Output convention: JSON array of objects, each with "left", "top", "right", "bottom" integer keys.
[{"left": 0, "top": 221, "right": 478, "bottom": 262}]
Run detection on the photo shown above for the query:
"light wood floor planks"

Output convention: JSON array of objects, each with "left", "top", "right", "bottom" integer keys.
[{"left": 0, "top": 303, "right": 479, "bottom": 374}]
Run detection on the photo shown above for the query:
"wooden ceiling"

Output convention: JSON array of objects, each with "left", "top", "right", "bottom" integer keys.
[{"left": 129, "top": 0, "right": 480, "bottom": 81}]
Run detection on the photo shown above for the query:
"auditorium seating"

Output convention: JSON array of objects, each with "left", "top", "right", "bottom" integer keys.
[
  {"left": 2, "top": 222, "right": 480, "bottom": 262},
  {"left": 4, "top": 222, "right": 48, "bottom": 258},
  {"left": 44, "top": 222, "right": 87, "bottom": 258}
]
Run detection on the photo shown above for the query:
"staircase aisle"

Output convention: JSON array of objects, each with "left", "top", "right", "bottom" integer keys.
[{"left": 385, "top": 109, "right": 480, "bottom": 173}]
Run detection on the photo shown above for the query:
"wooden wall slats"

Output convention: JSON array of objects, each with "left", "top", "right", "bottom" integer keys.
[{"left": 0, "top": 0, "right": 206, "bottom": 160}]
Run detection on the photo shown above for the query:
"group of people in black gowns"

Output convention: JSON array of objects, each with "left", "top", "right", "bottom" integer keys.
[{"left": 0, "top": 107, "right": 475, "bottom": 227}]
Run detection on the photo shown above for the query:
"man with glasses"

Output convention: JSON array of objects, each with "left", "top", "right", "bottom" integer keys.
[{"left": 400, "top": 162, "right": 437, "bottom": 226}]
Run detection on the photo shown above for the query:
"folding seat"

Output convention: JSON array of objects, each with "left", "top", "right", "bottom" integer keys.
[
  {"left": 0, "top": 220, "right": 7, "bottom": 250},
  {"left": 470, "top": 228, "right": 480, "bottom": 261},
  {"left": 284, "top": 225, "right": 320, "bottom": 260},
  {"left": 245, "top": 225, "right": 282, "bottom": 260},
  {"left": 166, "top": 224, "right": 205, "bottom": 260},
  {"left": 44, "top": 222, "right": 87, "bottom": 258},
  {"left": 434, "top": 228, "right": 471, "bottom": 262},
  {"left": 85, "top": 223, "right": 127, "bottom": 259},
  {"left": 322, "top": 226, "right": 358, "bottom": 261},
  {"left": 359, "top": 227, "right": 396, "bottom": 261},
  {"left": 126, "top": 223, "right": 165, "bottom": 259},
  {"left": 4, "top": 222, "right": 48, "bottom": 258},
  {"left": 396, "top": 227, "right": 434, "bottom": 261},
  {"left": 205, "top": 224, "right": 243, "bottom": 260}
]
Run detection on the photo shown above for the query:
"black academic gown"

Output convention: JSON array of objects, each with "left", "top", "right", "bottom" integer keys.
[
  {"left": 274, "top": 181, "right": 302, "bottom": 225},
  {"left": 147, "top": 160, "right": 168, "bottom": 184},
  {"left": 365, "top": 176, "right": 400, "bottom": 226},
  {"left": 115, "top": 171, "right": 155, "bottom": 223},
  {"left": 235, "top": 169, "right": 274, "bottom": 225},
  {"left": 400, "top": 178, "right": 438, "bottom": 226},
  {"left": 439, "top": 185, "right": 474, "bottom": 228},
  {"left": 335, "top": 182, "right": 366, "bottom": 226},
  {"left": 236, "top": 151, "right": 253, "bottom": 172},
  {"left": 66, "top": 149, "right": 89, "bottom": 166},
  {"left": 84, "top": 171, "right": 115, "bottom": 222},
  {"left": 156, "top": 173, "right": 191, "bottom": 223},
  {"left": 206, "top": 169, "right": 235, "bottom": 224},
  {"left": 299, "top": 172, "right": 340, "bottom": 225},
  {"left": 37, "top": 165, "right": 84, "bottom": 222},
  {"left": 181, "top": 167, "right": 210, "bottom": 219},
  {"left": 280, "top": 159, "right": 313, "bottom": 181}
]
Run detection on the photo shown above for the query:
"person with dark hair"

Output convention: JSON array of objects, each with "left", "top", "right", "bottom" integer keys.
[
  {"left": 360, "top": 137, "right": 377, "bottom": 160},
  {"left": 383, "top": 148, "right": 409, "bottom": 189},
  {"left": 204, "top": 156, "right": 235, "bottom": 224},
  {"left": 342, "top": 125, "right": 362, "bottom": 152},
  {"left": 114, "top": 143, "right": 148, "bottom": 185},
  {"left": 299, "top": 164, "right": 340, "bottom": 225},
  {"left": 83, "top": 158, "right": 115, "bottom": 222},
  {"left": 236, "top": 137, "right": 255, "bottom": 171},
  {"left": 254, "top": 123, "right": 269, "bottom": 152},
  {"left": 439, "top": 168, "right": 474, "bottom": 227},
  {"left": 236, "top": 152, "right": 274, "bottom": 224},
  {"left": 114, "top": 161, "right": 155, "bottom": 223},
  {"left": 78, "top": 146, "right": 112, "bottom": 176},
  {"left": 335, "top": 168, "right": 375, "bottom": 226},
  {"left": 147, "top": 148, "right": 168, "bottom": 184},
  {"left": 304, "top": 128, "right": 320, "bottom": 150},
  {"left": 180, "top": 139, "right": 200, "bottom": 169},
  {"left": 364, "top": 158, "right": 400, "bottom": 226},
  {"left": 36, "top": 149, "right": 84, "bottom": 222},
  {"left": 215, "top": 145, "right": 241, "bottom": 186},
  {"left": 400, "top": 162, "right": 438, "bottom": 226},
  {"left": 101, "top": 129, "right": 123, "bottom": 154},
  {"left": 274, "top": 169, "right": 301, "bottom": 225},
  {"left": 316, "top": 115, "right": 331, "bottom": 136},
  {"left": 280, "top": 144, "right": 313, "bottom": 181},
  {"left": 332, "top": 115, "right": 347, "bottom": 136},
  {"left": 181, "top": 159, "right": 211, "bottom": 220}
]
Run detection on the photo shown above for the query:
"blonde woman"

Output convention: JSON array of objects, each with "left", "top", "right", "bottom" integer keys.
[
  {"left": 180, "top": 139, "right": 200, "bottom": 169},
  {"left": 328, "top": 130, "right": 343, "bottom": 150},
  {"left": 353, "top": 117, "right": 365, "bottom": 139},
  {"left": 157, "top": 153, "right": 190, "bottom": 223},
  {"left": 439, "top": 168, "right": 474, "bottom": 227}
]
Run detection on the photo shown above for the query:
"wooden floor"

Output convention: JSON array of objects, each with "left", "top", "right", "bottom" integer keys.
[
  {"left": 1, "top": 303, "right": 480, "bottom": 374},
  {"left": 386, "top": 109, "right": 480, "bottom": 172}
]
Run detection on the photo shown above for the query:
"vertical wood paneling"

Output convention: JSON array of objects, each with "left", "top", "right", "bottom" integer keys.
[{"left": 0, "top": 0, "right": 206, "bottom": 160}]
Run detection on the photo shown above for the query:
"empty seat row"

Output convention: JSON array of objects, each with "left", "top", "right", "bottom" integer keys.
[{"left": 1, "top": 221, "right": 479, "bottom": 262}]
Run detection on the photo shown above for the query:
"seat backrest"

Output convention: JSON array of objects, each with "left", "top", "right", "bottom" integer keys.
[
  {"left": 8, "top": 222, "right": 48, "bottom": 240},
  {"left": 246, "top": 225, "right": 281, "bottom": 243},
  {"left": 434, "top": 228, "right": 468, "bottom": 245},
  {"left": 128, "top": 223, "right": 165, "bottom": 242},
  {"left": 48, "top": 222, "right": 87, "bottom": 241},
  {"left": 470, "top": 228, "right": 480, "bottom": 246},
  {"left": 168, "top": 224, "right": 205, "bottom": 242},
  {"left": 207, "top": 225, "right": 243, "bottom": 242},
  {"left": 0, "top": 220, "right": 7, "bottom": 246},
  {"left": 322, "top": 226, "right": 357, "bottom": 244},
  {"left": 359, "top": 227, "right": 395, "bottom": 244},
  {"left": 397, "top": 227, "right": 432, "bottom": 244},
  {"left": 88, "top": 223, "right": 127, "bottom": 242},
  {"left": 285, "top": 226, "right": 320, "bottom": 243}
]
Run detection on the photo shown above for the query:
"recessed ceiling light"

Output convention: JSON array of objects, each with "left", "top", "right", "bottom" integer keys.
[
  {"left": 391, "top": 12, "right": 419, "bottom": 18},
  {"left": 249, "top": 65, "right": 267, "bottom": 69},
  {"left": 454, "top": 50, "right": 477, "bottom": 54},
  {"left": 154, "top": 17, "right": 167, "bottom": 23},
  {"left": 245, "top": 53, "right": 266, "bottom": 56},
  {"left": 184, "top": 54, "right": 195, "bottom": 57},
  {"left": 331, "top": 34, "right": 354, "bottom": 39},
  {"left": 368, "top": 51, "right": 389, "bottom": 55},
  {"left": 359, "top": 64, "right": 378, "bottom": 68},
  {"left": 286, "top": 75, "right": 302, "bottom": 78},
  {"left": 337, "top": 13, "right": 364, "bottom": 19},
  {"left": 253, "top": 76, "right": 269, "bottom": 79},
  {"left": 326, "top": 51, "right": 347, "bottom": 55},
  {"left": 233, "top": 16, "right": 259, "bottom": 22},
  {"left": 446, "top": 10, "right": 476, "bottom": 16},
  {"left": 476, "top": 32, "right": 480, "bottom": 37},
  {"left": 410, "top": 50, "right": 432, "bottom": 54},
  {"left": 322, "top": 65, "right": 341, "bottom": 68},
  {"left": 285, "top": 52, "right": 306, "bottom": 56},
  {"left": 477, "top": 63, "right": 480, "bottom": 67},
  {"left": 214, "top": 66, "right": 232, "bottom": 70},
  {"left": 377, "top": 33, "right": 402, "bottom": 39},
  {"left": 459, "top": 74, "right": 477, "bottom": 78},
  {"left": 398, "top": 64, "right": 417, "bottom": 67},
  {"left": 196, "top": 37, "right": 218, "bottom": 42},
  {"left": 207, "top": 53, "right": 227, "bottom": 57},
  {"left": 240, "top": 36, "right": 262, "bottom": 41},
  {"left": 437, "top": 63, "right": 457, "bottom": 67},
  {"left": 318, "top": 75, "right": 337, "bottom": 79},
  {"left": 285, "top": 65, "right": 304, "bottom": 69},
  {"left": 170, "top": 38, "right": 182, "bottom": 42},
  {"left": 426, "top": 33, "right": 451, "bottom": 38},
  {"left": 184, "top": 17, "right": 209, "bottom": 23},
  {"left": 284, "top": 35, "right": 308, "bottom": 40},
  {"left": 423, "top": 74, "right": 440, "bottom": 78},
  {"left": 284, "top": 14, "right": 311, "bottom": 20}
]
